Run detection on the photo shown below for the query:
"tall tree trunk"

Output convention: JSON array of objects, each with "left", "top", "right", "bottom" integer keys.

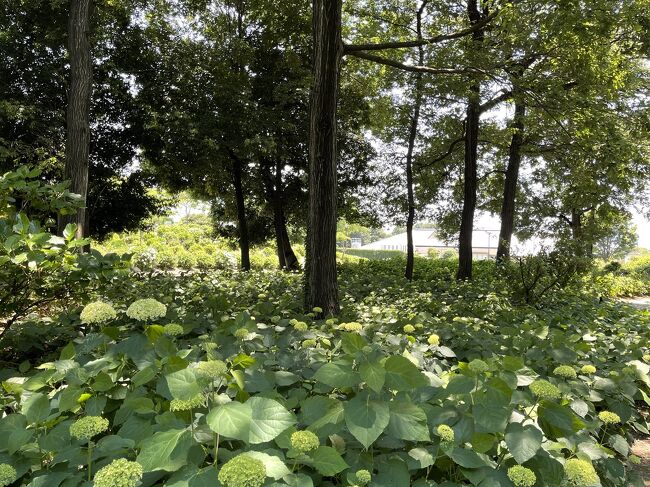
[
  {"left": 457, "top": 0, "right": 484, "bottom": 280},
  {"left": 496, "top": 98, "right": 525, "bottom": 262},
  {"left": 59, "top": 0, "right": 92, "bottom": 239},
  {"left": 305, "top": 0, "right": 343, "bottom": 315},
  {"left": 231, "top": 156, "right": 251, "bottom": 271},
  {"left": 272, "top": 160, "right": 299, "bottom": 270},
  {"left": 404, "top": 1, "right": 426, "bottom": 281}
]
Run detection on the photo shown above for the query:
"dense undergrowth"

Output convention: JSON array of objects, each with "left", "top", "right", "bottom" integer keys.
[{"left": 1, "top": 258, "right": 649, "bottom": 487}]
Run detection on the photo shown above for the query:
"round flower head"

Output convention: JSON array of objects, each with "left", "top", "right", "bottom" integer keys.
[
  {"left": 197, "top": 360, "right": 227, "bottom": 379},
  {"left": 80, "top": 301, "right": 117, "bottom": 325},
  {"left": 507, "top": 466, "right": 536, "bottom": 487},
  {"left": 580, "top": 365, "right": 596, "bottom": 375},
  {"left": 291, "top": 430, "right": 320, "bottom": 453},
  {"left": 126, "top": 298, "right": 166, "bottom": 322},
  {"left": 529, "top": 379, "right": 561, "bottom": 400},
  {"left": 93, "top": 458, "right": 143, "bottom": 487},
  {"left": 355, "top": 469, "right": 372, "bottom": 486},
  {"left": 218, "top": 454, "right": 266, "bottom": 487},
  {"left": 337, "top": 322, "right": 362, "bottom": 332},
  {"left": 436, "top": 424, "right": 455, "bottom": 442},
  {"left": 553, "top": 365, "right": 577, "bottom": 380},
  {"left": 630, "top": 455, "right": 641, "bottom": 465},
  {"left": 312, "top": 307, "right": 323, "bottom": 314},
  {"left": 643, "top": 354, "right": 650, "bottom": 363},
  {"left": 292, "top": 321, "right": 308, "bottom": 332},
  {"left": 301, "top": 339, "right": 317, "bottom": 349},
  {"left": 170, "top": 393, "right": 206, "bottom": 411},
  {"left": 403, "top": 324, "right": 415, "bottom": 333},
  {"left": 468, "top": 359, "right": 489, "bottom": 374},
  {"left": 70, "top": 416, "right": 109, "bottom": 441},
  {"left": 428, "top": 334, "right": 440, "bottom": 346},
  {"left": 598, "top": 411, "right": 621, "bottom": 424},
  {"left": 564, "top": 458, "right": 599, "bottom": 486},
  {"left": 163, "top": 323, "right": 184, "bottom": 336},
  {"left": 234, "top": 328, "right": 249, "bottom": 340},
  {"left": 0, "top": 464, "right": 17, "bottom": 487}
]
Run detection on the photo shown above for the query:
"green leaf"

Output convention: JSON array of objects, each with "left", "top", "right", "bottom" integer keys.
[
  {"left": 446, "top": 374, "right": 475, "bottom": 394},
  {"left": 313, "top": 361, "right": 360, "bottom": 389},
  {"left": 245, "top": 451, "right": 290, "bottom": 479},
  {"left": 504, "top": 423, "right": 542, "bottom": 464},
  {"left": 341, "top": 333, "right": 367, "bottom": 354},
  {"left": 206, "top": 401, "right": 252, "bottom": 442},
  {"left": 538, "top": 402, "right": 585, "bottom": 438},
  {"left": 384, "top": 356, "right": 428, "bottom": 391},
  {"left": 301, "top": 396, "right": 344, "bottom": 435},
  {"left": 473, "top": 403, "right": 509, "bottom": 433},
  {"left": 359, "top": 361, "right": 385, "bottom": 393},
  {"left": 344, "top": 392, "right": 390, "bottom": 449},
  {"left": 22, "top": 393, "right": 50, "bottom": 424},
  {"left": 387, "top": 401, "right": 430, "bottom": 441},
  {"left": 309, "top": 446, "right": 349, "bottom": 476},
  {"left": 447, "top": 448, "right": 492, "bottom": 468},
  {"left": 248, "top": 396, "right": 296, "bottom": 444},
  {"left": 136, "top": 428, "right": 193, "bottom": 472},
  {"left": 165, "top": 368, "right": 201, "bottom": 401}
]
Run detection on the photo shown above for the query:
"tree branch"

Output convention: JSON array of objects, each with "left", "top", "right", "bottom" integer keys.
[
  {"left": 344, "top": 10, "right": 499, "bottom": 53},
  {"left": 416, "top": 136, "right": 465, "bottom": 170},
  {"left": 346, "top": 50, "right": 478, "bottom": 75}
]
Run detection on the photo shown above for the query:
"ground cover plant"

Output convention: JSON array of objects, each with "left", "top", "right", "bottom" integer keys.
[{"left": 1, "top": 260, "right": 649, "bottom": 487}]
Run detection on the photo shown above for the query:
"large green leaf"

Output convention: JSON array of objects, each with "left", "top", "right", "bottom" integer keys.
[
  {"left": 136, "top": 428, "right": 193, "bottom": 472},
  {"left": 504, "top": 423, "right": 542, "bottom": 464},
  {"left": 344, "top": 393, "right": 390, "bottom": 448},
  {"left": 246, "top": 451, "right": 290, "bottom": 479},
  {"left": 165, "top": 368, "right": 201, "bottom": 401},
  {"left": 206, "top": 401, "right": 252, "bottom": 442},
  {"left": 248, "top": 396, "right": 296, "bottom": 444},
  {"left": 473, "top": 403, "right": 509, "bottom": 433},
  {"left": 308, "top": 446, "right": 349, "bottom": 476},
  {"left": 359, "top": 361, "right": 385, "bottom": 393},
  {"left": 384, "top": 356, "right": 428, "bottom": 391},
  {"left": 387, "top": 401, "right": 430, "bottom": 441},
  {"left": 312, "top": 361, "right": 360, "bottom": 389},
  {"left": 21, "top": 393, "right": 50, "bottom": 424},
  {"left": 538, "top": 402, "right": 585, "bottom": 438}
]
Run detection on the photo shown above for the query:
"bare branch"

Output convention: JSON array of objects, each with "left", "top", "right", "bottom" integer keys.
[{"left": 346, "top": 50, "right": 478, "bottom": 75}]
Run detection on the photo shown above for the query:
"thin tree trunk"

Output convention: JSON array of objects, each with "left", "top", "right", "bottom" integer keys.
[
  {"left": 231, "top": 156, "right": 251, "bottom": 270},
  {"left": 457, "top": 0, "right": 484, "bottom": 280},
  {"left": 405, "top": 1, "right": 427, "bottom": 281},
  {"left": 496, "top": 98, "right": 525, "bottom": 262},
  {"left": 305, "top": 0, "right": 343, "bottom": 315},
  {"left": 59, "top": 0, "right": 92, "bottom": 239},
  {"left": 272, "top": 160, "right": 299, "bottom": 270}
]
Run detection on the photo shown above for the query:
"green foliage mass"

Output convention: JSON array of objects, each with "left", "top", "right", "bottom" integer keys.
[{"left": 1, "top": 254, "right": 649, "bottom": 485}]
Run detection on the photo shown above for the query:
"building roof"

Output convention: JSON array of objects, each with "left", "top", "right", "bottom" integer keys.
[{"left": 361, "top": 229, "right": 515, "bottom": 250}]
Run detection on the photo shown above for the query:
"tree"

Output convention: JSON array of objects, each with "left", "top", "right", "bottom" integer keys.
[{"left": 594, "top": 215, "right": 637, "bottom": 261}]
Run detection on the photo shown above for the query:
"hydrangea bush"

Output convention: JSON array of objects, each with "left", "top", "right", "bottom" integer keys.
[{"left": 0, "top": 261, "right": 648, "bottom": 486}]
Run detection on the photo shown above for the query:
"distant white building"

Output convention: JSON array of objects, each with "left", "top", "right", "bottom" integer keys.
[{"left": 360, "top": 229, "right": 516, "bottom": 260}]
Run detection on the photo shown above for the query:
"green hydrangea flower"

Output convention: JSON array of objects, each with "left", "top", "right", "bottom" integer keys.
[
  {"left": 468, "top": 359, "right": 489, "bottom": 374},
  {"left": 0, "top": 464, "right": 17, "bottom": 487},
  {"left": 630, "top": 454, "right": 641, "bottom": 465},
  {"left": 197, "top": 360, "right": 228, "bottom": 378},
  {"left": 355, "top": 469, "right": 372, "bottom": 486},
  {"left": 338, "top": 322, "right": 363, "bottom": 332},
  {"left": 70, "top": 416, "right": 109, "bottom": 441},
  {"left": 564, "top": 458, "right": 599, "bottom": 486},
  {"left": 93, "top": 458, "right": 143, "bottom": 487},
  {"left": 643, "top": 354, "right": 650, "bottom": 362},
  {"left": 507, "top": 465, "right": 536, "bottom": 487},
  {"left": 321, "top": 338, "right": 331, "bottom": 347},
  {"left": 291, "top": 430, "right": 320, "bottom": 452},
  {"left": 553, "top": 365, "right": 577, "bottom": 379},
  {"left": 163, "top": 323, "right": 184, "bottom": 336},
  {"left": 80, "top": 301, "right": 117, "bottom": 325},
  {"left": 126, "top": 298, "right": 167, "bottom": 322},
  {"left": 403, "top": 324, "right": 415, "bottom": 333},
  {"left": 428, "top": 334, "right": 440, "bottom": 346},
  {"left": 598, "top": 411, "right": 621, "bottom": 424},
  {"left": 234, "top": 328, "right": 249, "bottom": 339},
  {"left": 301, "top": 339, "right": 317, "bottom": 348},
  {"left": 292, "top": 321, "right": 308, "bottom": 331},
  {"left": 218, "top": 454, "right": 266, "bottom": 487},
  {"left": 580, "top": 365, "right": 596, "bottom": 375},
  {"left": 529, "top": 379, "right": 561, "bottom": 400},
  {"left": 312, "top": 307, "right": 323, "bottom": 314},
  {"left": 436, "top": 424, "right": 454, "bottom": 442},
  {"left": 170, "top": 393, "right": 206, "bottom": 411}
]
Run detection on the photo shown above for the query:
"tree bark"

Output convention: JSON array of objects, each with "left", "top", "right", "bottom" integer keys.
[
  {"left": 496, "top": 98, "right": 526, "bottom": 262},
  {"left": 59, "top": 0, "right": 92, "bottom": 239},
  {"left": 270, "top": 160, "right": 299, "bottom": 271},
  {"left": 305, "top": 0, "right": 343, "bottom": 315},
  {"left": 457, "top": 0, "right": 485, "bottom": 280},
  {"left": 405, "top": 1, "right": 427, "bottom": 280},
  {"left": 231, "top": 155, "right": 251, "bottom": 271}
]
